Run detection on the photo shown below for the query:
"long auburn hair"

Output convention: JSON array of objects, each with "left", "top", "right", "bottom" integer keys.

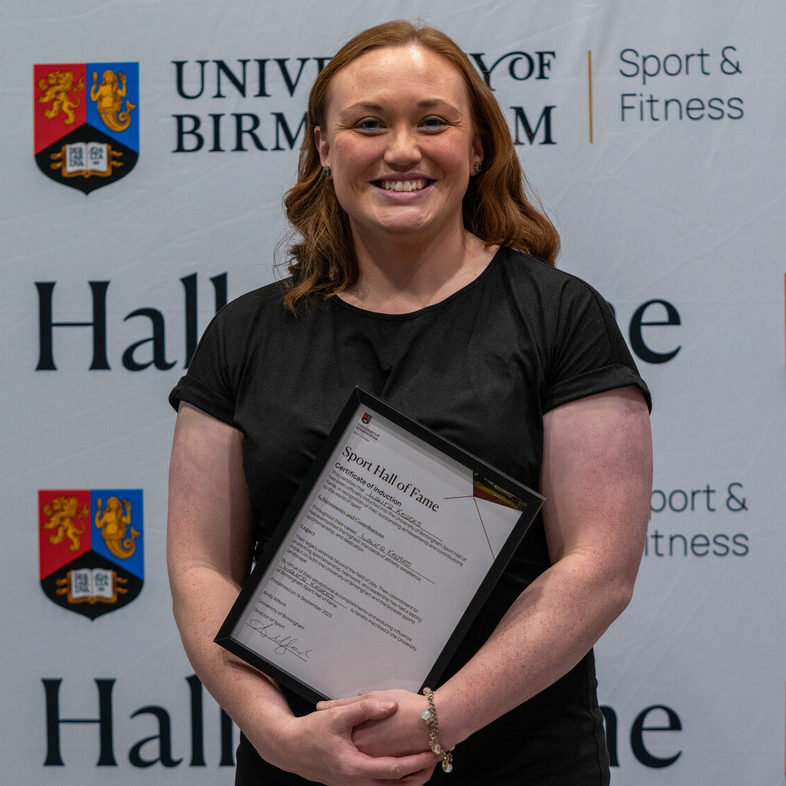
[{"left": 282, "top": 20, "right": 560, "bottom": 311}]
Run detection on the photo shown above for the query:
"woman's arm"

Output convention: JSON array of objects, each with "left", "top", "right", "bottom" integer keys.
[
  {"left": 332, "top": 386, "right": 652, "bottom": 755},
  {"left": 435, "top": 385, "right": 652, "bottom": 745},
  {"left": 167, "top": 403, "right": 436, "bottom": 785}
]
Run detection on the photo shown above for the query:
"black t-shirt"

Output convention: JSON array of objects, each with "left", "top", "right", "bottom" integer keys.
[{"left": 170, "top": 247, "right": 650, "bottom": 785}]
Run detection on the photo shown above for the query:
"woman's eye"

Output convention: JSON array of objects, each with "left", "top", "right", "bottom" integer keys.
[
  {"left": 354, "top": 118, "right": 384, "bottom": 132},
  {"left": 420, "top": 116, "right": 448, "bottom": 131}
]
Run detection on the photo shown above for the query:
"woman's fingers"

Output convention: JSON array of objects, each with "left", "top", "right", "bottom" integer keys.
[
  {"left": 317, "top": 693, "right": 375, "bottom": 710},
  {"left": 334, "top": 696, "right": 398, "bottom": 727},
  {"left": 361, "top": 752, "right": 436, "bottom": 783}
]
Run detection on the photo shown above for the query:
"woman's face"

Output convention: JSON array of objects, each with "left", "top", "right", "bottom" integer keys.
[{"left": 315, "top": 44, "right": 482, "bottom": 246}]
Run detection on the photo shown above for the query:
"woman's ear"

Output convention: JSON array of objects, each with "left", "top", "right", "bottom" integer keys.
[
  {"left": 314, "top": 126, "right": 330, "bottom": 167},
  {"left": 471, "top": 133, "right": 484, "bottom": 170}
]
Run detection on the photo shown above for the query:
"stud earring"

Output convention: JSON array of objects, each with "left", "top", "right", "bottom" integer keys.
[
  {"left": 322, "top": 166, "right": 332, "bottom": 178},
  {"left": 473, "top": 161, "right": 483, "bottom": 174}
]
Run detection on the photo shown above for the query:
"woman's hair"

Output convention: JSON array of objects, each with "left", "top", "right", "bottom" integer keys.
[{"left": 282, "top": 20, "right": 560, "bottom": 311}]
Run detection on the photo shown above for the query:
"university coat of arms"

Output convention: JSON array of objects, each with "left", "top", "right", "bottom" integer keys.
[
  {"left": 33, "top": 62, "right": 139, "bottom": 193},
  {"left": 38, "top": 489, "right": 144, "bottom": 619}
]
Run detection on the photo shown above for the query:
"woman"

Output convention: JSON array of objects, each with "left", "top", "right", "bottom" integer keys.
[{"left": 167, "top": 20, "right": 652, "bottom": 786}]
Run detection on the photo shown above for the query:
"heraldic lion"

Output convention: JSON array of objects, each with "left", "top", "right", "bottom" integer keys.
[{"left": 42, "top": 496, "right": 88, "bottom": 551}]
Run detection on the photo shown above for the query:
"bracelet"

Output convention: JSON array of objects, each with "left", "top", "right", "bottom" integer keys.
[{"left": 421, "top": 687, "right": 455, "bottom": 773}]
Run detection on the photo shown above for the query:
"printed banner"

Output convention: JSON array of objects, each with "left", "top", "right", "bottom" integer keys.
[{"left": 1, "top": 1, "right": 783, "bottom": 783}]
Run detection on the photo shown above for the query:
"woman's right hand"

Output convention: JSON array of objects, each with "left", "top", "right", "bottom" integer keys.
[{"left": 255, "top": 697, "right": 437, "bottom": 785}]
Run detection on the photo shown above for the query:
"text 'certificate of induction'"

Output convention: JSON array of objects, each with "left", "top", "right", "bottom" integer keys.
[{"left": 216, "top": 389, "right": 543, "bottom": 704}]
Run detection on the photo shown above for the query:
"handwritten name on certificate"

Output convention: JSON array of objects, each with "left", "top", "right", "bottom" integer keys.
[{"left": 222, "top": 394, "right": 539, "bottom": 701}]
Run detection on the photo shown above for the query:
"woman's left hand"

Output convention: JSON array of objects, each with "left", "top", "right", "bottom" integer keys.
[{"left": 318, "top": 690, "right": 433, "bottom": 758}]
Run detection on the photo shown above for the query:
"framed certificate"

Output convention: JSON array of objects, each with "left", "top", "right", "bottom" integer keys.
[{"left": 216, "top": 388, "right": 543, "bottom": 704}]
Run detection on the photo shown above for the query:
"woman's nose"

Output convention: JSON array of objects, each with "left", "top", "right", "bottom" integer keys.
[{"left": 383, "top": 127, "right": 422, "bottom": 169}]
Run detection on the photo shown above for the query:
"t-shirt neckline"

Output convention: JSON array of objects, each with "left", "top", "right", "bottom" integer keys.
[{"left": 330, "top": 247, "right": 503, "bottom": 321}]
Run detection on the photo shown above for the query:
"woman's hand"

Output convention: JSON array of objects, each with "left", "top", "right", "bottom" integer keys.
[
  {"left": 318, "top": 690, "right": 439, "bottom": 758},
  {"left": 264, "top": 696, "right": 436, "bottom": 785},
  {"left": 168, "top": 406, "right": 434, "bottom": 785}
]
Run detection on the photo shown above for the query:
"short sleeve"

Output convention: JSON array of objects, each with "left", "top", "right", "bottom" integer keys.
[
  {"left": 543, "top": 275, "right": 651, "bottom": 413},
  {"left": 168, "top": 308, "right": 239, "bottom": 426}
]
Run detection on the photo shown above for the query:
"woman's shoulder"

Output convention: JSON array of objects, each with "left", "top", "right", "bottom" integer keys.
[
  {"left": 205, "top": 277, "right": 299, "bottom": 334},
  {"left": 218, "top": 278, "right": 290, "bottom": 317},
  {"left": 493, "top": 247, "right": 606, "bottom": 307},
  {"left": 496, "top": 247, "right": 589, "bottom": 284}
]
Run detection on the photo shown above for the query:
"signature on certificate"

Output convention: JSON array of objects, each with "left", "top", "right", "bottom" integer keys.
[{"left": 246, "top": 619, "right": 314, "bottom": 662}]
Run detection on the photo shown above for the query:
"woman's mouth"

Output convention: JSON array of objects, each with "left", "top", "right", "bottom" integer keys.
[{"left": 375, "top": 178, "right": 432, "bottom": 192}]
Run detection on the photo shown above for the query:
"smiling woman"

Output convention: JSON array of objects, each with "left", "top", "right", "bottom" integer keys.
[
  {"left": 283, "top": 21, "right": 561, "bottom": 313},
  {"left": 167, "top": 19, "right": 652, "bottom": 786},
  {"left": 313, "top": 44, "right": 482, "bottom": 260}
]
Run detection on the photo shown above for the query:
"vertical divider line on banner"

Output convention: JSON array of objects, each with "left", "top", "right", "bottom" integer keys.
[{"left": 587, "top": 50, "right": 594, "bottom": 144}]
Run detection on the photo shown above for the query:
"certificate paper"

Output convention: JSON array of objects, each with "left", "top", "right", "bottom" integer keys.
[{"left": 216, "top": 389, "right": 543, "bottom": 704}]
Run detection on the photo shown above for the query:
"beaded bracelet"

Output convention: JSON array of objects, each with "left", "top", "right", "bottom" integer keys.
[{"left": 421, "top": 687, "right": 455, "bottom": 773}]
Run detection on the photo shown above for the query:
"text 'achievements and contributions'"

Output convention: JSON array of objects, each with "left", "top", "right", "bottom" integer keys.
[{"left": 217, "top": 389, "right": 543, "bottom": 703}]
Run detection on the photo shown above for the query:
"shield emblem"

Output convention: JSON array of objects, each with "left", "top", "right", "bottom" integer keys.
[
  {"left": 33, "top": 62, "right": 139, "bottom": 194},
  {"left": 39, "top": 489, "right": 144, "bottom": 619}
]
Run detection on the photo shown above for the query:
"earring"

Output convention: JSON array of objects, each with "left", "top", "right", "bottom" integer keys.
[
  {"left": 473, "top": 161, "right": 483, "bottom": 174},
  {"left": 322, "top": 166, "right": 332, "bottom": 178}
]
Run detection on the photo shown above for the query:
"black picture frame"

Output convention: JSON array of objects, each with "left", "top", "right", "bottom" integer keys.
[{"left": 215, "top": 388, "right": 543, "bottom": 705}]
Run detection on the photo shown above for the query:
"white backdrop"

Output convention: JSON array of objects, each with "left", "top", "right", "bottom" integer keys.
[{"left": 2, "top": 1, "right": 784, "bottom": 783}]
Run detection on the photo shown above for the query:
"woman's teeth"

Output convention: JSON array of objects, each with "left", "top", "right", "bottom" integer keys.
[{"left": 380, "top": 179, "right": 427, "bottom": 192}]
